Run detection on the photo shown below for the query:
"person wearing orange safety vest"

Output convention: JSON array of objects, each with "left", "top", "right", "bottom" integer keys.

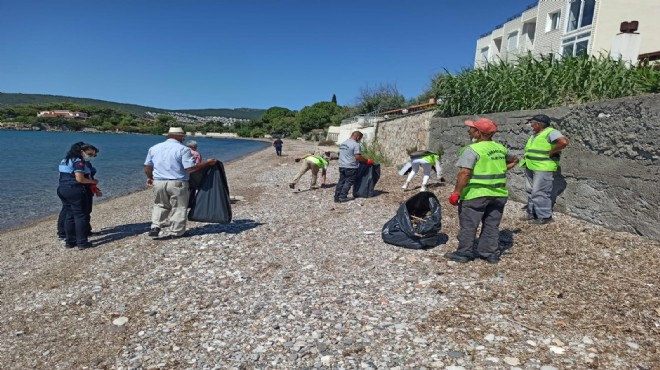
[
  {"left": 519, "top": 114, "right": 569, "bottom": 225},
  {"left": 444, "top": 118, "right": 518, "bottom": 264},
  {"left": 289, "top": 153, "right": 329, "bottom": 190}
]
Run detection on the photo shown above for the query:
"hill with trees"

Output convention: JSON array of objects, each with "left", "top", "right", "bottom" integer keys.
[{"left": 0, "top": 93, "right": 265, "bottom": 119}]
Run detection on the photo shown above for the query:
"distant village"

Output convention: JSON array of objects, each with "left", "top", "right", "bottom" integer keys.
[{"left": 34, "top": 109, "right": 248, "bottom": 126}]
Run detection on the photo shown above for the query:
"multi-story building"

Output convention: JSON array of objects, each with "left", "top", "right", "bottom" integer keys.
[{"left": 474, "top": 0, "right": 660, "bottom": 67}]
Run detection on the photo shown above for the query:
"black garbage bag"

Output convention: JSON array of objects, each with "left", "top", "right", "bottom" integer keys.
[
  {"left": 353, "top": 163, "right": 380, "bottom": 198},
  {"left": 188, "top": 162, "right": 232, "bottom": 223},
  {"left": 382, "top": 191, "right": 442, "bottom": 249}
]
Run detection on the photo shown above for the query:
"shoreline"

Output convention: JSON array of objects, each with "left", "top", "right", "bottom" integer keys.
[
  {"left": 0, "top": 138, "right": 272, "bottom": 235},
  {"left": 1, "top": 139, "right": 658, "bottom": 369}
]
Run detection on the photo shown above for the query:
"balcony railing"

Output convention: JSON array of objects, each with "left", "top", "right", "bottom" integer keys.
[{"left": 478, "top": 1, "right": 538, "bottom": 39}]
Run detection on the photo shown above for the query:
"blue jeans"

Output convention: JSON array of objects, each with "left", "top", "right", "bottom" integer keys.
[{"left": 335, "top": 167, "right": 357, "bottom": 201}]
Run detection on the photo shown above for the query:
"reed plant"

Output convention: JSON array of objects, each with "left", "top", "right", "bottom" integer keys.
[
  {"left": 432, "top": 53, "right": 660, "bottom": 117},
  {"left": 361, "top": 139, "right": 391, "bottom": 166}
]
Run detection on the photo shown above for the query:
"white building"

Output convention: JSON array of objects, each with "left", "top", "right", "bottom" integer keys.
[{"left": 475, "top": 0, "right": 660, "bottom": 67}]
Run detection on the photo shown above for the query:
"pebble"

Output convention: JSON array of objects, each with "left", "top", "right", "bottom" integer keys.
[
  {"left": 2, "top": 140, "right": 656, "bottom": 369},
  {"left": 626, "top": 342, "right": 640, "bottom": 350},
  {"left": 112, "top": 317, "right": 129, "bottom": 326},
  {"left": 504, "top": 357, "right": 520, "bottom": 366}
]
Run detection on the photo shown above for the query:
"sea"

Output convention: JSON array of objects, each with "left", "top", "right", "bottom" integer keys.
[{"left": 0, "top": 130, "right": 270, "bottom": 232}]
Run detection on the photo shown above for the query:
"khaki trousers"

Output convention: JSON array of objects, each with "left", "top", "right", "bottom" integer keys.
[
  {"left": 291, "top": 159, "right": 320, "bottom": 188},
  {"left": 151, "top": 180, "right": 189, "bottom": 236}
]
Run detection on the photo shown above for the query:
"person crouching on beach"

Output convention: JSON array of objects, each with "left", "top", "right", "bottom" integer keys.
[
  {"left": 289, "top": 152, "right": 328, "bottom": 190},
  {"left": 144, "top": 127, "right": 217, "bottom": 239},
  {"left": 57, "top": 142, "right": 100, "bottom": 250},
  {"left": 335, "top": 131, "right": 373, "bottom": 203},
  {"left": 402, "top": 150, "right": 444, "bottom": 192}
]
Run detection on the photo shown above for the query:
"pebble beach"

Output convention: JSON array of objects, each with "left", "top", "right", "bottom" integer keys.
[{"left": 1, "top": 139, "right": 658, "bottom": 370}]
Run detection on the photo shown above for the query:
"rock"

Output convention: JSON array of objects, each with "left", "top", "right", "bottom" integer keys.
[
  {"left": 448, "top": 351, "right": 464, "bottom": 358},
  {"left": 626, "top": 342, "right": 640, "bottom": 350},
  {"left": 112, "top": 317, "right": 129, "bottom": 326},
  {"left": 540, "top": 366, "right": 559, "bottom": 370},
  {"left": 504, "top": 357, "right": 521, "bottom": 366},
  {"left": 484, "top": 334, "right": 495, "bottom": 342},
  {"left": 549, "top": 346, "right": 565, "bottom": 354},
  {"left": 321, "top": 355, "right": 334, "bottom": 366},
  {"left": 446, "top": 366, "right": 466, "bottom": 370}
]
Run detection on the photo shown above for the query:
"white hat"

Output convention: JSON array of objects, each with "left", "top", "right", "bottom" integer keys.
[{"left": 168, "top": 127, "right": 185, "bottom": 135}]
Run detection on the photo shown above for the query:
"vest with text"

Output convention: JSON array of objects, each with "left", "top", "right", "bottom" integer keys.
[{"left": 461, "top": 141, "right": 509, "bottom": 200}]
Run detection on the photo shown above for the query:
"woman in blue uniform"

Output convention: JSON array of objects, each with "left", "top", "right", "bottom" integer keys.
[{"left": 57, "top": 142, "right": 99, "bottom": 249}]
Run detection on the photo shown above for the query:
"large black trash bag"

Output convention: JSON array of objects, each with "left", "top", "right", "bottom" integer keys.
[
  {"left": 353, "top": 163, "right": 381, "bottom": 198},
  {"left": 382, "top": 191, "right": 442, "bottom": 249},
  {"left": 188, "top": 162, "right": 232, "bottom": 223}
]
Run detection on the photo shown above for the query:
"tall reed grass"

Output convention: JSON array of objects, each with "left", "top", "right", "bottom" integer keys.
[{"left": 431, "top": 54, "right": 660, "bottom": 117}]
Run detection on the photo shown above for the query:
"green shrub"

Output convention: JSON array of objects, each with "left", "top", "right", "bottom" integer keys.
[
  {"left": 431, "top": 53, "right": 660, "bottom": 117},
  {"left": 361, "top": 139, "right": 391, "bottom": 166}
]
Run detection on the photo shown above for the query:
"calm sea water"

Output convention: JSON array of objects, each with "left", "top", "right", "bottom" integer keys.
[{"left": 0, "top": 130, "right": 270, "bottom": 231}]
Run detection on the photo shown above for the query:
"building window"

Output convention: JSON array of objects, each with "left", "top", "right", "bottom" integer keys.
[
  {"left": 561, "top": 32, "right": 591, "bottom": 57},
  {"left": 547, "top": 11, "right": 561, "bottom": 32},
  {"left": 480, "top": 47, "right": 489, "bottom": 62},
  {"left": 507, "top": 31, "right": 518, "bottom": 51},
  {"left": 567, "top": 0, "right": 596, "bottom": 32}
]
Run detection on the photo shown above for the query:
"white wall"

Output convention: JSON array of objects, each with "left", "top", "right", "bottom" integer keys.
[{"left": 591, "top": 0, "right": 660, "bottom": 57}]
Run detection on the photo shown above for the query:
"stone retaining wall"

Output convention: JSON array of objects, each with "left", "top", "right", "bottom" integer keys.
[
  {"left": 378, "top": 94, "right": 660, "bottom": 240},
  {"left": 375, "top": 110, "right": 435, "bottom": 167}
]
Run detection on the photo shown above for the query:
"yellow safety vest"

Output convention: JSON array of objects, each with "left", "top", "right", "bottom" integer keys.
[
  {"left": 522, "top": 127, "right": 559, "bottom": 172},
  {"left": 461, "top": 141, "right": 509, "bottom": 200},
  {"left": 306, "top": 155, "right": 328, "bottom": 168}
]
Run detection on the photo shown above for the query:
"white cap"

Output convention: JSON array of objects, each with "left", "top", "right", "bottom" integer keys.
[{"left": 168, "top": 127, "right": 185, "bottom": 135}]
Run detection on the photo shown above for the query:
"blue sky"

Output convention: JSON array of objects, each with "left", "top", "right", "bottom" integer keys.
[{"left": 0, "top": 0, "right": 530, "bottom": 111}]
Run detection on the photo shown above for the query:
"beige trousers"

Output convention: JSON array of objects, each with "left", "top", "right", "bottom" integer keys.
[
  {"left": 151, "top": 180, "right": 189, "bottom": 236},
  {"left": 291, "top": 159, "right": 320, "bottom": 188}
]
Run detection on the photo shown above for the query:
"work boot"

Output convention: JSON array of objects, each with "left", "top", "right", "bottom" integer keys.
[
  {"left": 402, "top": 181, "right": 409, "bottom": 190},
  {"left": 519, "top": 214, "right": 536, "bottom": 221},
  {"left": 530, "top": 217, "right": 554, "bottom": 225},
  {"left": 148, "top": 227, "right": 161, "bottom": 237},
  {"left": 443, "top": 252, "right": 474, "bottom": 263}
]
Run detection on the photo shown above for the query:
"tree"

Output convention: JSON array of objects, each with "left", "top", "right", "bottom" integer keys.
[
  {"left": 296, "top": 101, "right": 344, "bottom": 133},
  {"left": 331, "top": 94, "right": 337, "bottom": 104},
  {"left": 355, "top": 83, "right": 405, "bottom": 114}
]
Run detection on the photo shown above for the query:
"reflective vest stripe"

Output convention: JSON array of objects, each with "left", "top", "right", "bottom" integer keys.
[
  {"left": 471, "top": 173, "right": 507, "bottom": 180},
  {"left": 466, "top": 183, "right": 507, "bottom": 189}
]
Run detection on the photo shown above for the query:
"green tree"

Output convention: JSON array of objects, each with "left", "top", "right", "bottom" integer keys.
[
  {"left": 296, "top": 101, "right": 344, "bottom": 133},
  {"left": 355, "top": 83, "right": 405, "bottom": 114}
]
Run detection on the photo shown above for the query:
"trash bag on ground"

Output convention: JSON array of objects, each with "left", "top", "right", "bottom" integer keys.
[
  {"left": 188, "top": 162, "right": 232, "bottom": 223},
  {"left": 382, "top": 191, "right": 442, "bottom": 249},
  {"left": 353, "top": 163, "right": 380, "bottom": 198}
]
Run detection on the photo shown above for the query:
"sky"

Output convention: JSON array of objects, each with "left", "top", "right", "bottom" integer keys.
[{"left": 0, "top": 0, "right": 531, "bottom": 111}]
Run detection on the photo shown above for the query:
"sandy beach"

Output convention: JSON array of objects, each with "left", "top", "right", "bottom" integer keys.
[{"left": 1, "top": 139, "right": 658, "bottom": 369}]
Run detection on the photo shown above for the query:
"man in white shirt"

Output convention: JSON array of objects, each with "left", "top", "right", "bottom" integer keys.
[{"left": 144, "top": 127, "right": 216, "bottom": 238}]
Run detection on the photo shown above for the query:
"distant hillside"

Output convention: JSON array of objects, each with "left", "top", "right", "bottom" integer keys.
[{"left": 0, "top": 92, "right": 266, "bottom": 120}]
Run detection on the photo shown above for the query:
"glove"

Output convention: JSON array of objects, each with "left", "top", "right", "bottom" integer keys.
[
  {"left": 448, "top": 192, "right": 460, "bottom": 206},
  {"left": 366, "top": 159, "right": 374, "bottom": 165}
]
